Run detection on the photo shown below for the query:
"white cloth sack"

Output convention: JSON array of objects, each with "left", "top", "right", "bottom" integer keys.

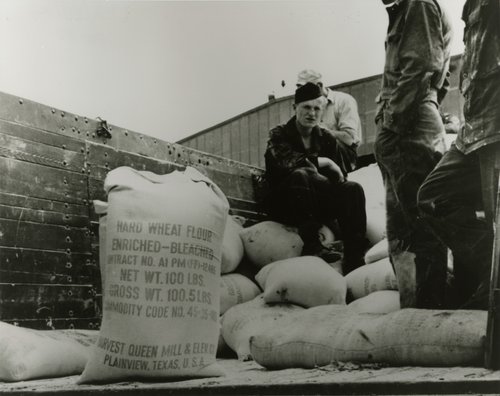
[{"left": 79, "top": 166, "right": 229, "bottom": 383}]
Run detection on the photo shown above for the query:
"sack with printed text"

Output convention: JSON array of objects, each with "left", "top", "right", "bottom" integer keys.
[{"left": 79, "top": 166, "right": 229, "bottom": 383}]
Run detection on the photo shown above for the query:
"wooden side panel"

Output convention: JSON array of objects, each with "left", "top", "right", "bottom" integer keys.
[
  {"left": 239, "top": 116, "right": 250, "bottom": 164},
  {"left": 257, "top": 108, "right": 269, "bottom": 168},
  {"left": 249, "top": 112, "right": 260, "bottom": 166},
  {"left": 0, "top": 92, "right": 100, "bottom": 329},
  {"left": 0, "top": 90, "right": 266, "bottom": 330},
  {"left": 229, "top": 120, "right": 241, "bottom": 162}
]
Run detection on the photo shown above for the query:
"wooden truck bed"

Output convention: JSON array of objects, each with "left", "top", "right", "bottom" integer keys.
[
  {"left": 0, "top": 91, "right": 499, "bottom": 395},
  {"left": 1, "top": 360, "right": 500, "bottom": 395}
]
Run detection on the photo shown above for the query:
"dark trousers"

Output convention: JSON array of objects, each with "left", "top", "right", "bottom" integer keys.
[
  {"left": 418, "top": 144, "right": 494, "bottom": 308},
  {"left": 374, "top": 101, "right": 448, "bottom": 308},
  {"left": 268, "top": 167, "right": 367, "bottom": 274}
]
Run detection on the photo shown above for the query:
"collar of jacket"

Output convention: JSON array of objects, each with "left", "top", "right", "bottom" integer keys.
[{"left": 286, "top": 116, "right": 323, "bottom": 152}]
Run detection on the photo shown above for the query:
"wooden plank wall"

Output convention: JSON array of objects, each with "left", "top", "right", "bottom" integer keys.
[
  {"left": 0, "top": 91, "right": 265, "bottom": 330},
  {"left": 180, "top": 55, "right": 464, "bottom": 166}
]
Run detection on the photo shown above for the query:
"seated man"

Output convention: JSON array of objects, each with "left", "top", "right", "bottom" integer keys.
[
  {"left": 296, "top": 69, "right": 362, "bottom": 150},
  {"left": 264, "top": 82, "right": 368, "bottom": 274}
]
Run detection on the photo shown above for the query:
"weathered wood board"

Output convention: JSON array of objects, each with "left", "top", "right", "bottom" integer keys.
[{"left": 0, "top": 91, "right": 265, "bottom": 330}]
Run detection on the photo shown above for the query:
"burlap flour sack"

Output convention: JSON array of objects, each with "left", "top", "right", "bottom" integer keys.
[
  {"left": 348, "top": 290, "right": 400, "bottom": 314},
  {"left": 0, "top": 321, "right": 97, "bottom": 381},
  {"left": 348, "top": 164, "right": 386, "bottom": 245},
  {"left": 79, "top": 166, "right": 229, "bottom": 383},
  {"left": 240, "top": 221, "right": 303, "bottom": 268},
  {"left": 345, "top": 257, "right": 398, "bottom": 300},
  {"left": 221, "top": 295, "right": 304, "bottom": 361},
  {"left": 364, "top": 238, "right": 389, "bottom": 264},
  {"left": 250, "top": 307, "right": 486, "bottom": 369},
  {"left": 220, "top": 273, "right": 261, "bottom": 315},
  {"left": 255, "top": 256, "right": 347, "bottom": 307},
  {"left": 221, "top": 216, "right": 245, "bottom": 274}
]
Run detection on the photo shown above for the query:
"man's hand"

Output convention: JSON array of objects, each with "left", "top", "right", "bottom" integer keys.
[{"left": 317, "top": 157, "right": 344, "bottom": 183}]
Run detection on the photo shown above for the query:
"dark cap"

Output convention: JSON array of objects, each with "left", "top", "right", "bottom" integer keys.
[{"left": 295, "top": 82, "right": 323, "bottom": 104}]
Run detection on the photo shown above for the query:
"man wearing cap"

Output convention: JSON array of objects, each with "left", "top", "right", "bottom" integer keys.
[
  {"left": 265, "top": 82, "right": 368, "bottom": 274},
  {"left": 374, "top": 0, "right": 452, "bottom": 308},
  {"left": 296, "top": 69, "right": 362, "bottom": 151}
]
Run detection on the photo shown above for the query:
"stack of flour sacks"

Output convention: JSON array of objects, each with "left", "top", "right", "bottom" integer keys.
[
  {"left": 218, "top": 163, "right": 486, "bottom": 368},
  {"left": 218, "top": 163, "right": 399, "bottom": 360}
]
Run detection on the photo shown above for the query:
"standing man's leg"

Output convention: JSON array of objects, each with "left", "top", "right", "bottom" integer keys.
[
  {"left": 375, "top": 101, "right": 448, "bottom": 308},
  {"left": 419, "top": 144, "right": 494, "bottom": 308}
]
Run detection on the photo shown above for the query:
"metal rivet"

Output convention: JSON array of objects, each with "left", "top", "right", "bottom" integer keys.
[
  {"left": 18, "top": 99, "right": 23, "bottom": 104},
  {"left": 51, "top": 109, "right": 56, "bottom": 114},
  {"left": 61, "top": 112, "right": 65, "bottom": 117}
]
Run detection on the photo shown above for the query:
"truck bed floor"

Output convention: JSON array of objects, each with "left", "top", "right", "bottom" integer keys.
[{"left": 1, "top": 359, "right": 499, "bottom": 395}]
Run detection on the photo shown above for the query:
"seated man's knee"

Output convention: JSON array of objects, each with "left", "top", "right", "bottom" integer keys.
[
  {"left": 343, "top": 180, "right": 365, "bottom": 197},
  {"left": 289, "top": 167, "right": 327, "bottom": 185}
]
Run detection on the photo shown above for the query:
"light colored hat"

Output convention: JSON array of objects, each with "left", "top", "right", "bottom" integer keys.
[{"left": 297, "top": 69, "right": 323, "bottom": 86}]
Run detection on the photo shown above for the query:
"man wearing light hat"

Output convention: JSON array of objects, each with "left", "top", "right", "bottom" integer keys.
[
  {"left": 265, "top": 82, "right": 368, "bottom": 274},
  {"left": 296, "top": 69, "right": 362, "bottom": 150}
]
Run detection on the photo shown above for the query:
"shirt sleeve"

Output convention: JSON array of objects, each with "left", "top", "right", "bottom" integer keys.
[
  {"left": 334, "top": 94, "right": 362, "bottom": 146},
  {"left": 384, "top": 0, "right": 445, "bottom": 134}
]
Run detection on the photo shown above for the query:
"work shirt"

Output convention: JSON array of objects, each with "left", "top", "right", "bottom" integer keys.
[
  {"left": 456, "top": 0, "right": 500, "bottom": 154},
  {"left": 321, "top": 89, "right": 362, "bottom": 147},
  {"left": 376, "top": 0, "right": 452, "bottom": 135},
  {"left": 264, "top": 116, "right": 357, "bottom": 186}
]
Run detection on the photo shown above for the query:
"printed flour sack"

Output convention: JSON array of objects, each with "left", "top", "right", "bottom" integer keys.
[{"left": 79, "top": 166, "right": 229, "bottom": 383}]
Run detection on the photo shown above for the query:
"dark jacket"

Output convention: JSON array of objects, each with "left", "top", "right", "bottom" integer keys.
[
  {"left": 264, "top": 117, "right": 357, "bottom": 186},
  {"left": 376, "top": 0, "right": 452, "bottom": 134},
  {"left": 456, "top": 0, "right": 500, "bottom": 154}
]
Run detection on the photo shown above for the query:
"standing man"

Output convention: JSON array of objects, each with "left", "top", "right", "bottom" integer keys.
[
  {"left": 265, "top": 83, "right": 368, "bottom": 274},
  {"left": 375, "top": 0, "right": 452, "bottom": 308},
  {"left": 418, "top": 0, "right": 500, "bottom": 309}
]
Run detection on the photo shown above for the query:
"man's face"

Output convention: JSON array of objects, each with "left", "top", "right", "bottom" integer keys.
[{"left": 294, "top": 97, "right": 325, "bottom": 129}]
